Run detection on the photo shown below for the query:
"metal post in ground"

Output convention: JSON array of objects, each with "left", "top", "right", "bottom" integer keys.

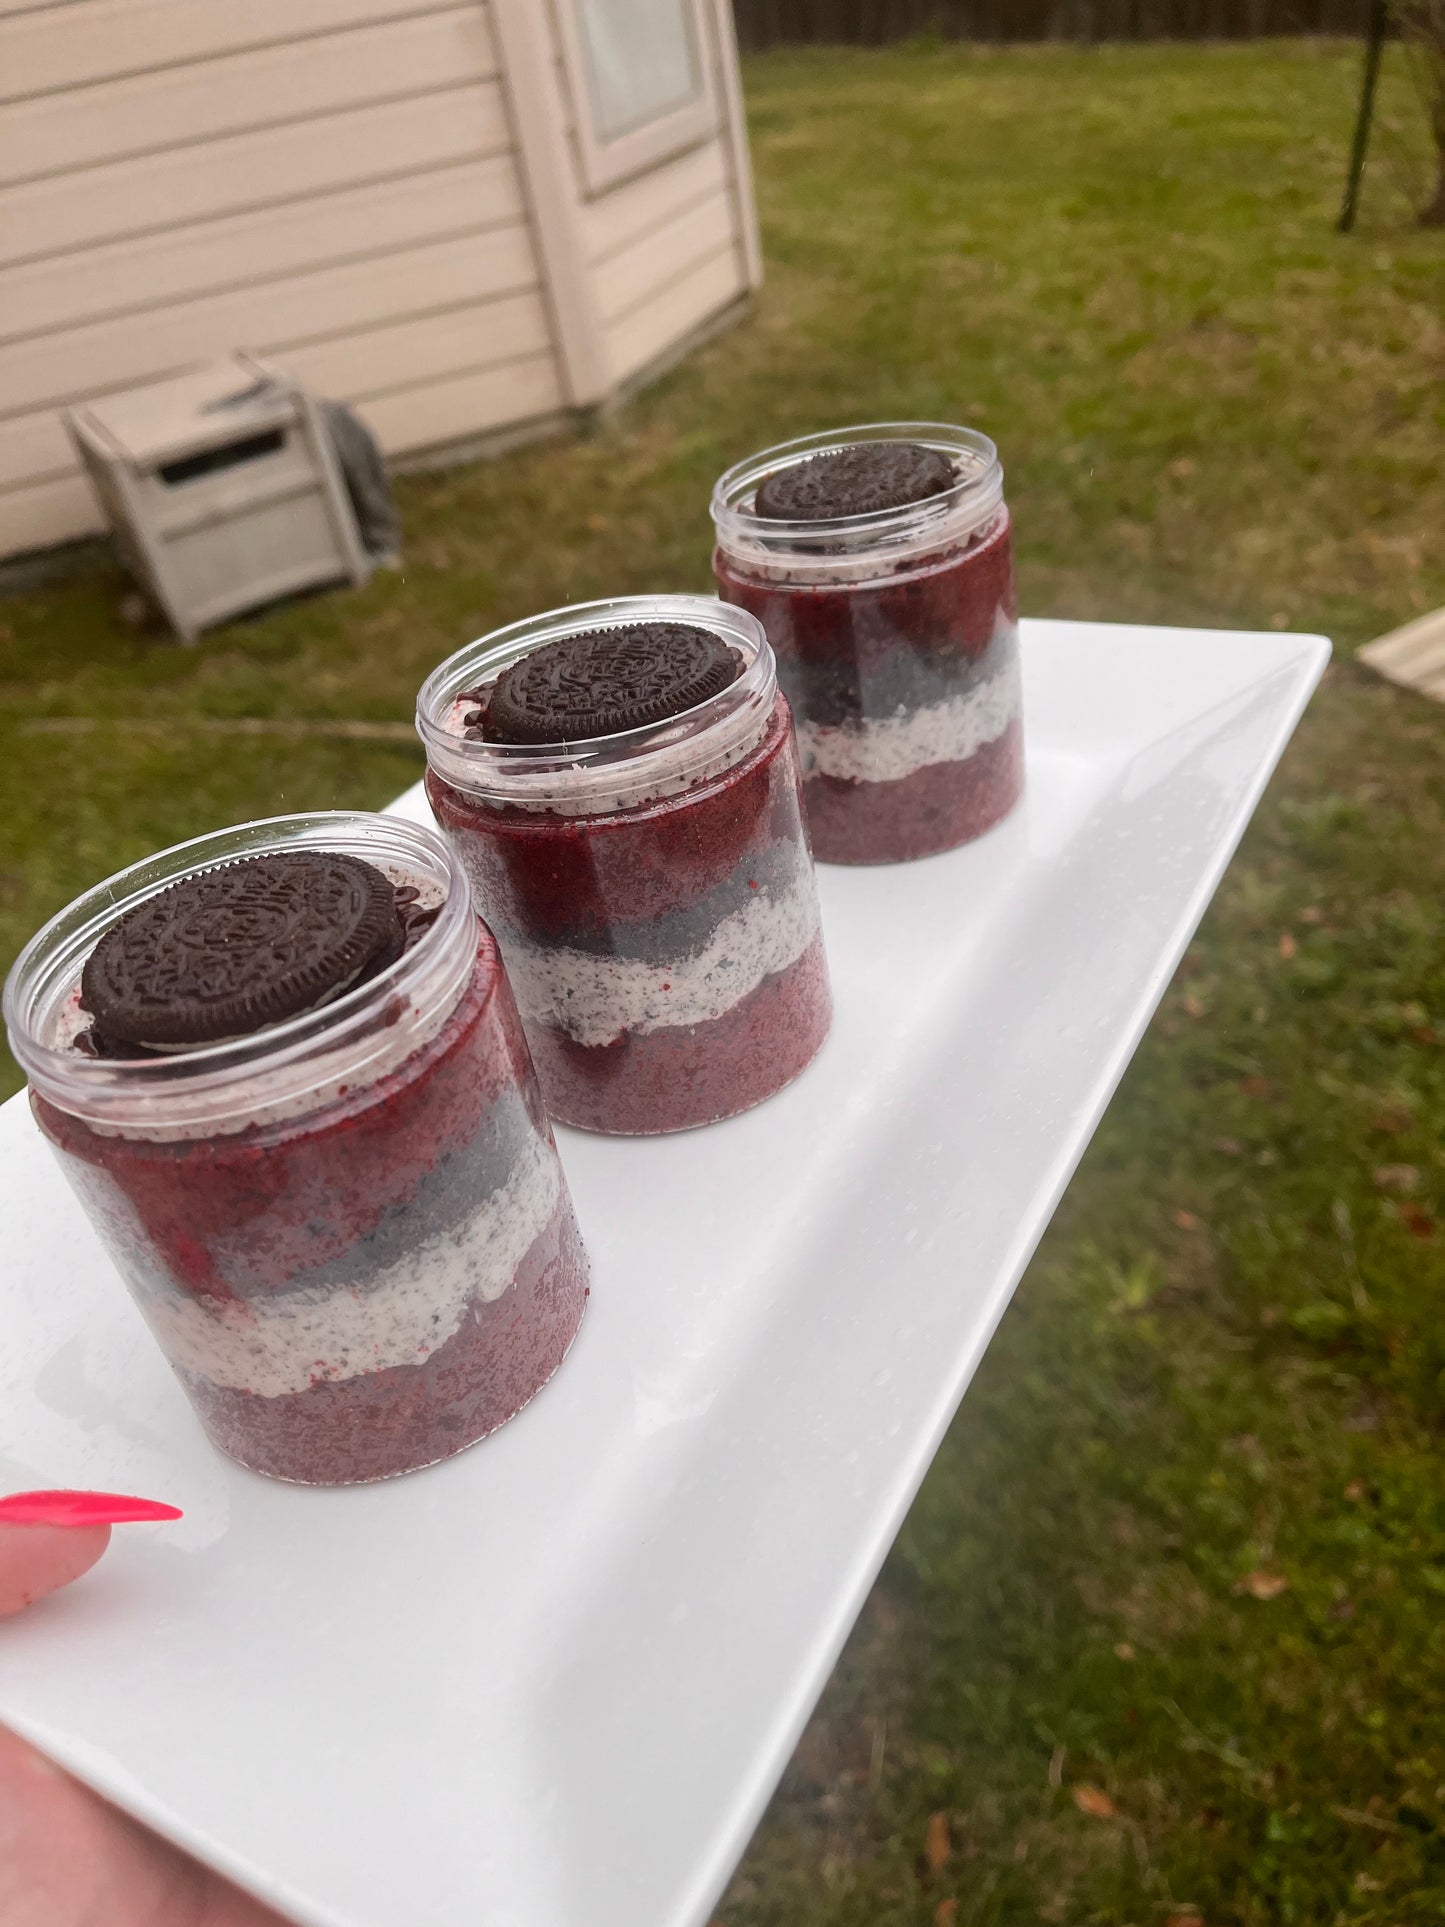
[{"left": 1339, "top": 0, "right": 1390, "bottom": 231}]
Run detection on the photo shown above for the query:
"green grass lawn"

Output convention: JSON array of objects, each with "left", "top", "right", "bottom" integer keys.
[{"left": 3, "top": 37, "right": 1444, "bottom": 1924}]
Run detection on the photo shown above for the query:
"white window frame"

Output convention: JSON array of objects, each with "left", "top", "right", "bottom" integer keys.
[{"left": 555, "top": 0, "right": 722, "bottom": 196}]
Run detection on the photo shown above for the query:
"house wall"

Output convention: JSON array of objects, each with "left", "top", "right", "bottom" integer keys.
[
  {"left": 0, "top": 0, "right": 562, "bottom": 558},
  {"left": 0, "top": 0, "right": 760, "bottom": 563}
]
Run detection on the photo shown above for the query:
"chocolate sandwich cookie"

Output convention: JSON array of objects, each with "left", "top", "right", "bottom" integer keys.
[
  {"left": 479, "top": 621, "right": 743, "bottom": 745},
  {"left": 81, "top": 850, "right": 406, "bottom": 1052},
  {"left": 754, "top": 441, "right": 956, "bottom": 522}
]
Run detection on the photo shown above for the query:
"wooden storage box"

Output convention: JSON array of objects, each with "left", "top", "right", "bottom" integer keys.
[{"left": 67, "top": 355, "right": 368, "bottom": 642}]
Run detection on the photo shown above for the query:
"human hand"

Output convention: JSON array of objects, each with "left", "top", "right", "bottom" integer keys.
[{"left": 0, "top": 1490, "right": 293, "bottom": 1927}]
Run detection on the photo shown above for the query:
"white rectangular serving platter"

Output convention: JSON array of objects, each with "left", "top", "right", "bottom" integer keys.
[{"left": 0, "top": 619, "right": 1328, "bottom": 1927}]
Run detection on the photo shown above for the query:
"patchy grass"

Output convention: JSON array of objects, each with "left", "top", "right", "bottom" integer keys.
[
  {"left": 719, "top": 666, "right": 1445, "bottom": 1925},
  {"left": 1, "top": 38, "right": 1443, "bottom": 1922}
]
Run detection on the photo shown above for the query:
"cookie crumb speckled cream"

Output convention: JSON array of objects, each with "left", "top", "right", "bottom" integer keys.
[
  {"left": 2, "top": 813, "right": 589, "bottom": 1485},
  {"left": 417, "top": 597, "right": 832, "bottom": 1135}
]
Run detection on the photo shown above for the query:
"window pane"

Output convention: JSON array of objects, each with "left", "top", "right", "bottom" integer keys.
[{"left": 572, "top": 0, "right": 702, "bottom": 143}]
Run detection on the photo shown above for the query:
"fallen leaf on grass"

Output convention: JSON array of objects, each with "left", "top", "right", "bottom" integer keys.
[
  {"left": 925, "top": 1811, "right": 951, "bottom": 1875},
  {"left": 1234, "top": 1570, "right": 1289, "bottom": 1599},
  {"left": 1344, "top": 1478, "right": 1370, "bottom": 1502},
  {"left": 1114, "top": 1641, "right": 1136, "bottom": 1660},
  {"left": 1172, "top": 1209, "right": 1201, "bottom": 1231},
  {"left": 1369, "top": 1103, "right": 1414, "bottom": 1135},
  {"left": 1071, "top": 1785, "right": 1118, "bottom": 1819},
  {"left": 1374, "top": 1163, "right": 1422, "bottom": 1194},
  {"left": 1398, "top": 1202, "right": 1436, "bottom": 1239},
  {"left": 1165, "top": 1912, "right": 1205, "bottom": 1927},
  {"left": 1278, "top": 932, "right": 1297, "bottom": 959},
  {"left": 934, "top": 1901, "right": 959, "bottom": 1926},
  {"left": 1181, "top": 992, "right": 1205, "bottom": 1018}
]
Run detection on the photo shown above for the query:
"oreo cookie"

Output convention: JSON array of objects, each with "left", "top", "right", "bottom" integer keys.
[
  {"left": 481, "top": 622, "right": 742, "bottom": 745},
  {"left": 81, "top": 851, "right": 406, "bottom": 1052},
  {"left": 754, "top": 442, "right": 955, "bottom": 522}
]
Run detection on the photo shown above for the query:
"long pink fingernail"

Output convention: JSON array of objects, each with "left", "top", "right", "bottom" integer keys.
[{"left": 0, "top": 1490, "right": 183, "bottom": 1527}]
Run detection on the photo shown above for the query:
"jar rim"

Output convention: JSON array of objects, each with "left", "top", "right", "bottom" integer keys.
[
  {"left": 415, "top": 594, "right": 776, "bottom": 815},
  {"left": 4, "top": 812, "right": 476, "bottom": 1137},
  {"left": 710, "top": 421, "right": 1003, "bottom": 583}
]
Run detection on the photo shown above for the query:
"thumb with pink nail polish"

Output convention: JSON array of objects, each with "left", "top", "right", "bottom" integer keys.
[
  {"left": 0, "top": 1489, "right": 182, "bottom": 1617},
  {"left": 0, "top": 1492, "right": 290, "bottom": 1922}
]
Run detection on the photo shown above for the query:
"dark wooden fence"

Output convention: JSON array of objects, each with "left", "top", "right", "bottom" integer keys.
[{"left": 734, "top": 0, "right": 1370, "bottom": 43}]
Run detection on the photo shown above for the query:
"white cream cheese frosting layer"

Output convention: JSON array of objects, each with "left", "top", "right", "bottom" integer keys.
[
  {"left": 502, "top": 871, "right": 822, "bottom": 1050},
  {"left": 133, "top": 1128, "right": 561, "bottom": 1398},
  {"left": 796, "top": 654, "right": 1022, "bottom": 787}
]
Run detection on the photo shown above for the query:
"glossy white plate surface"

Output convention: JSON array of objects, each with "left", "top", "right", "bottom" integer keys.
[{"left": 0, "top": 620, "right": 1327, "bottom": 1927}]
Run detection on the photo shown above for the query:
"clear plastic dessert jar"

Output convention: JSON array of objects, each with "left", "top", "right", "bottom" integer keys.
[
  {"left": 711, "top": 422, "right": 1025, "bottom": 865},
  {"left": 416, "top": 594, "right": 833, "bottom": 1135},
  {"left": 2, "top": 812, "right": 589, "bottom": 1486}
]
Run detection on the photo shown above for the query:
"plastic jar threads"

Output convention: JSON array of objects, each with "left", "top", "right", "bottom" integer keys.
[
  {"left": 3, "top": 813, "right": 589, "bottom": 1485},
  {"left": 417, "top": 595, "right": 832, "bottom": 1135},
  {"left": 711, "top": 423, "right": 1025, "bottom": 864}
]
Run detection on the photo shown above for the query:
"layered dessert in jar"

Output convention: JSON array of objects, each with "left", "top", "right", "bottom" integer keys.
[
  {"left": 2, "top": 813, "right": 589, "bottom": 1485},
  {"left": 417, "top": 595, "right": 832, "bottom": 1135},
  {"left": 711, "top": 423, "right": 1024, "bottom": 864}
]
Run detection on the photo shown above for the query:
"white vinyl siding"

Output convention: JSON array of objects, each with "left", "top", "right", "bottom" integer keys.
[
  {"left": 581, "top": 139, "right": 728, "bottom": 261},
  {"left": 1, "top": 84, "right": 513, "bottom": 267},
  {"left": 583, "top": 145, "right": 747, "bottom": 387},
  {"left": 2, "top": 0, "right": 456, "bottom": 100},
  {"left": 0, "top": 12, "right": 497, "bottom": 184},
  {"left": 0, "top": 0, "right": 558, "bottom": 554},
  {"left": 604, "top": 238, "right": 744, "bottom": 384}
]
